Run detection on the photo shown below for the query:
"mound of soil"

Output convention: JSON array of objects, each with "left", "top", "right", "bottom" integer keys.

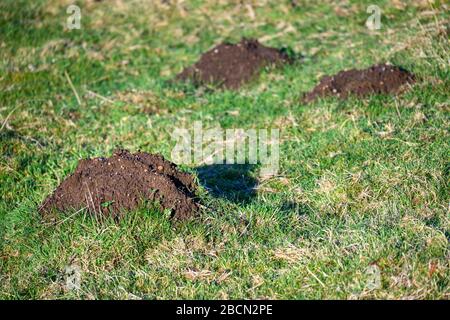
[
  {"left": 40, "top": 150, "right": 199, "bottom": 220},
  {"left": 303, "top": 63, "right": 415, "bottom": 102},
  {"left": 176, "top": 38, "right": 292, "bottom": 89}
]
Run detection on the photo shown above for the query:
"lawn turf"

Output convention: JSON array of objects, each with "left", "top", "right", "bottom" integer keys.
[{"left": 0, "top": 0, "right": 448, "bottom": 299}]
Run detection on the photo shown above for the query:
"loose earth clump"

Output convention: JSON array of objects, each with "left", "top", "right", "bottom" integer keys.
[
  {"left": 303, "top": 63, "right": 416, "bottom": 102},
  {"left": 176, "top": 38, "right": 292, "bottom": 89},
  {"left": 40, "top": 150, "right": 199, "bottom": 220}
]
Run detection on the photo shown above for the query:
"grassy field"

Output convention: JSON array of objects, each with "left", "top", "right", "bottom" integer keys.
[{"left": 0, "top": 0, "right": 449, "bottom": 299}]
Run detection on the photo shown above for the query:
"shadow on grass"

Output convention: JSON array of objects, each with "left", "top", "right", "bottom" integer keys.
[
  {"left": 195, "top": 164, "right": 258, "bottom": 204},
  {"left": 195, "top": 165, "right": 313, "bottom": 218}
]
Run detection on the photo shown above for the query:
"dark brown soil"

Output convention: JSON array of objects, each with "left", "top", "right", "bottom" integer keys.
[
  {"left": 303, "top": 63, "right": 415, "bottom": 102},
  {"left": 39, "top": 149, "right": 199, "bottom": 220},
  {"left": 176, "top": 38, "right": 292, "bottom": 89}
]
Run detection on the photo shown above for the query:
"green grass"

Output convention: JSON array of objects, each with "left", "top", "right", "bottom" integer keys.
[{"left": 0, "top": 0, "right": 449, "bottom": 299}]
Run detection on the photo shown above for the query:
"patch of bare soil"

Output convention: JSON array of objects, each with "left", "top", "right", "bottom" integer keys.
[
  {"left": 40, "top": 149, "right": 199, "bottom": 220},
  {"left": 303, "top": 63, "right": 415, "bottom": 102},
  {"left": 176, "top": 38, "right": 292, "bottom": 89}
]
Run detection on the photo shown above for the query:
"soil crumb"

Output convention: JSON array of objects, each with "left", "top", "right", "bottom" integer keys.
[
  {"left": 40, "top": 149, "right": 199, "bottom": 220},
  {"left": 176, "top": 38, "right": 292, "bottom": 89},
  {"left": 303, "top": 63, "right": 415, "bottom": 102}
]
